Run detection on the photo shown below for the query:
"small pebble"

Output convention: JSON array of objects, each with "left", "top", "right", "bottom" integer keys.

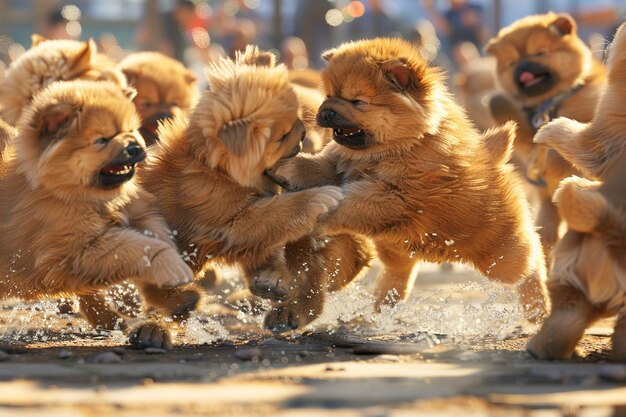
[
  {"left": 144, "top": 347, "right": 167, "bottom": 355},
  {"left": 58, "top": 349, "right": 72, "bottom": 360},
  {"left": 598, "top": 365, "right": 626, "bottom": 382},
  {"left": 235, "top": 347, "right": 263, "bottom": 361},
  {"left": 93, "top": 352, "right": 122, "bottom": 364},
  {"left": 0, "top": 350, "right": 9, "bottom": 362}
]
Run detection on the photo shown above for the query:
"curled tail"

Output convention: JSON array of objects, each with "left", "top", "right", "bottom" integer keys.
[{"left": 483, "top": 121, "right": 516, "bottom": 166}]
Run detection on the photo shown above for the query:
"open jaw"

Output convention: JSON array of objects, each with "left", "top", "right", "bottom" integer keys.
[
  {"left": 99, "top": 163, "right": 136, "bottom": 189},
  {"left": 514, "top": 62, "right": 555, "bottom": 97},
  {"left": 333, "top": 126, "right": 368, "bottom": 149}
]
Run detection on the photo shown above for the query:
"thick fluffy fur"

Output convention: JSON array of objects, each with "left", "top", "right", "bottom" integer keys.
[
  {"left": 528, "top": 23, "right": 626, "bottom": 361},
  {"left": 143, "top": 46, "right": 361, "bottom": 330},
  {"left": 485, "top": 13, "right": 606, "bottom": 256},
  {"left": 269, "top": 38, "right": 548, "bottom": 323},
  {"left": 0, "top": 36, "right": 126, "bottom": 125},
  {"left": 0, "top": 80, "right": 193, "bottom": 303},
  {"left": 117, "top": 52, "right": 198, "bottom": 146}
]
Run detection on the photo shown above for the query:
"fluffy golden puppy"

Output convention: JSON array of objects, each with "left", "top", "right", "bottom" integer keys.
[
  {"left": 527, "top": 23, "right": 626, "bottom": 361},
  {"left": 485, "top": 13, "right": 606, "bottom": 257},
  {"left": 0, "top": 80, "right": 193, "bottom": 333},
  {"left": 118, "top": 51, "right": 198, "bottom": 146},
  {"left": 268, "top": 38, "right": 548, "bottom": 323},
  {"left": 0, "top": 35, "right": 126, "bottom": 126},
  {"left": 143, "top": 46, "right": 357, "bottom": 327}
]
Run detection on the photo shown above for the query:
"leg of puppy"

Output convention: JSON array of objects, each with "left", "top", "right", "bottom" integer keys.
[
  {"left": 611, "top": 312, "right": 626, "bottom": 362},
  {"left": 373, "top": 243, "right": 420, "bottom": 310},
  {"left": 78, "top": 293, "right": 126, "bottom": 331},
  {"left": 244, "top": 251, "right": 293, "bottom": 301},
  {"left": 264, "top": 234, "right": 370, "bottom": 332},
  {"left": 554, "top": 176, "right": 605, "bottom": 233},
  {"left": 536, "top": 194, "right": 562, "bottom": 259},
  {"left": 527, "top": 281, "right": 600, "bottom": 360},
  {"left": 139, "top": 283, "right": 202, "bottom": 322},
  {"left": 267, "top": 148, "right": 340, "bottom": 191},
  {"left": 128, "top": 319, "right": 173, "bottom": 350}
]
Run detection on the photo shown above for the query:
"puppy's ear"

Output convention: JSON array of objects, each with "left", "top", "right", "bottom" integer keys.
[
  {"left": 37, "top": 103, "right": 80, "bottom": 141},
  {"left": 31, "top": 34, "right": 48, "bottom": 47},
  {"left": 549, "top": 14, "right": 576, "bottom": 36},
  {"left": 236, "top": 45, "right": 276, "bottom": 67},
  {"left": 68, "top": 38, "right": 96, "bottom": 75},
  {"left": 381, "top": 59, "right": 413, "bottom": 90},
  {"left": 218, "top": 119, "right": 249, "bottom": 156},
  {"left": 321, "top": 49, "right": 336, "bottom": 62}
]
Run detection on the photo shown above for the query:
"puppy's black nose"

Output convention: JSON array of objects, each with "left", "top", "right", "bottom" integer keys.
[
  {"left": 125, "top": 142, "right": 146, "bottom": 162},
  {"left": 317, "top": 109, "right": 336, "bottom": 124}
]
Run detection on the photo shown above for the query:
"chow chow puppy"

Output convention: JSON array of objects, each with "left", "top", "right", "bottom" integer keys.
[
  {"left": 143, "top": 46, "right": 365, "bottom": 329},
  {"left": 527, "top": 23, "right": 626, "bottom": 361},
  {"left": 0, "top": 80, "right": 193, "bottom": 342},
  {"left": 485, "top": 13, "right": 606, "bottom": 256},
  {"left": 117, "top": 51, "right": 198, "bottom": 146},
  {"left": 268, "top": 38, "right": 548, "bottom": 323},
  {"left": 0, "top": 35, "right": 126, "bottom": 126}
]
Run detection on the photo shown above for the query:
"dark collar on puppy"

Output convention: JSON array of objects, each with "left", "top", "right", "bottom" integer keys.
[{"left": 524, "top": 82, "right": 586, "bottom": 132}]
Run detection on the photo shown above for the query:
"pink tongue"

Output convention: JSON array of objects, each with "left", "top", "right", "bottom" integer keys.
[{"left": 519, "top": 71, "right": 536, "bottom": 83}]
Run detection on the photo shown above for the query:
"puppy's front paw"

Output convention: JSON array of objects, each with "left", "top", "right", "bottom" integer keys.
[
  {"left": 148, "top": 248, "right": 195, "bottom": 288},
  {"left": 265, "top": 160, "right": 295, "bottom": 189},
  {"left": 128, "top": 320, "right": 173, "bottom": 350},
  {"left": 250, "top": 267, "right": 289, "bottom": 301},
  {"left": 534, "top": 117, "right": 582, "bottom": 146},
  {"left": 264, "top": 297, "right": 322, "bottom": 333},
  {"left": 308, "top": 186, "right": 343, "bottom": 219}
]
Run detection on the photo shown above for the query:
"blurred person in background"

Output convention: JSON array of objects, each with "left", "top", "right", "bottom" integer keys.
[
  {"left": 293, "top": 0, "right": 338, "bottom": 68},
  {"left": 43, "top": 7, "right": 80, "bottom": 41},
  {"left": 422, "top": 0, "right": 486, "bottom": 70},
  {"left": 347, "top": 0, "right": 405, "bottom": 40}
]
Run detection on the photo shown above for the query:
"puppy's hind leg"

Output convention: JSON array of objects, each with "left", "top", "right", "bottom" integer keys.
[
  {"left": 527, "top": 281, "right": 600, "bottom": 360},
  {"left": 373, "top": 242, "right": 420, "bottom": 311}
]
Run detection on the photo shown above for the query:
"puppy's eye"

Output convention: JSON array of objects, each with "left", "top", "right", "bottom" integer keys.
[
  {"left": 535, "top": 51, "right": 548, "bottom": 57},
  {"left": 351, "top": 99, "right": 367, "bottom": 106},
  {"left": 278, "top": 132, "right": 290, "bottom": 143},
  {"left": 95, "top": 137, "right": 112, "bottom": 145}
]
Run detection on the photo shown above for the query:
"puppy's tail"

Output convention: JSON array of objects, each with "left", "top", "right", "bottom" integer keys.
[
  {"left": 555, "top": 176, "right": 626, "bottom": 245},
  {"left": 482, "top": 121, "right": 516, "bottom": 166}
]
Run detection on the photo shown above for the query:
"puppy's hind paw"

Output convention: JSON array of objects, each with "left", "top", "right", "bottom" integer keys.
[{"left": 128, "top": 320, "right": 173, "bottom": 350}]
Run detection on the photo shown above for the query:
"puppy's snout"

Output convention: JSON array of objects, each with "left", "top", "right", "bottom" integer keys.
[
  {"left": 317, "top": 108, "right": 337, "bottom": 124},
  {"left": 124, "top": 142, "right": 146, "bottom": 163}
]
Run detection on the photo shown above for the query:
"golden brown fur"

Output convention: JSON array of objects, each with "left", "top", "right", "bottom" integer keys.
[
  {"left": 485, "top": 13, "right": 606, "bottom": 256},
  {"left": 0, "top": 80, "right": 193, "bottom": 304},
  {"left": 143, "top": 46, "right": 360, "bottom": 330},
  {"left": 269, "top": 38, "right": 548, "bottom": 323},
  {"left": 0, "top": 36, "right": 127, "bottom": 126},
  {"left": 117, "top": 51, "right": 198, "bottom": 146},
  {"left": 528, "top": 23, "right": 626, "bottom": 361}
]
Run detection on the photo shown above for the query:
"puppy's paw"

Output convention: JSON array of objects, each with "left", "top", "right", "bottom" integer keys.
[
  {"left": 554, "top": 177, "right": 604, "bottom": 233},
  {"left": 263, "top": 297, "right": 322, "bottom": 333},
  {"left": 308, "top": 186, "right": 344, "bottom": 218},
  {"left": 264, "top": 160, "right": 296, "bottom": 189},
  {"left": 128, "top": 320, "right": 173, "bottom": 350},
  {"left": 225, "top": 289, "right": 267, "bottom": 314},
  {"left": 534, "top": 117, "right": 584, "bottom": 147},
  {"left": 148, "top": 248, "right": 195, "bottom": 288},
  {"left": 250, "top": 267, "right": 289, "bottom": 301}
]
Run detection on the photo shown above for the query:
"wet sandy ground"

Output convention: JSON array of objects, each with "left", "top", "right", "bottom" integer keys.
[{"left": 0, "top": 264, "right": 624, "bottom": 416}]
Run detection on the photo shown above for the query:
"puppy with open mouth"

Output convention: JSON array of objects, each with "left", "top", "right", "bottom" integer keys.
[
  {"left": 485, "top": 13, "right": 606, "bottom": 257},
  {"left": 142, "top": 46, "right": 367, "bottom": 331},
  {"left": 267, "top": 38, "right": 548, "bottom": 325},
  {"left": 0, "top": 80, "right": 193, "bottom": 340}
]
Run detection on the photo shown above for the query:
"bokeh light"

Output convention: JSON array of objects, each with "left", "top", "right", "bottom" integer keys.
[
  {"left": 61, "top": 4, "right": 81, "bottom": 21},
  {"left": 243, "top": 0, "right": 261, "bottom": 9},
  {"left": 222, "top": 0, "right": 240, "bottom": 17},
  {"left": 196, "top": 3, "right": 213, "bottom": 20},
  {"left": 191, "top": 27, "right": 210, "bottom": 49},
  {"left": 325, "top": 9, "right": 343, "bottom": 27},
  {"left": 347, "top": 1, "right": 365, "bottom": 18},
  {"left": 66, "top": 21, "right": 82, "bottom": 38}
]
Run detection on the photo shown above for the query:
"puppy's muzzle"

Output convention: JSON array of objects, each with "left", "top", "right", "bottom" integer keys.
[
  {"left": 317, "top": 103, "right": 369, "bottom": 149},
  {"left": 99, "top": 142, "right": 146, "bottom": 189},
  {"left": 514, "top": 60, "right": 556, "bottom": 97}
]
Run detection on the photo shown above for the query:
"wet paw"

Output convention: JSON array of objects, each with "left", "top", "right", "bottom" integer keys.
[
  {"left": 263, "top": 299, "right": 320, "bottom": 333},
  {"left": 250, "top": 268, "right": 289, "bottom": 301},
  {"left": 128, "top": 320, "right": 173, "bottom": 350}
]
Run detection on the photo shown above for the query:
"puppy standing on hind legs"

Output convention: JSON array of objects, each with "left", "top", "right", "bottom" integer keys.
[
  {"left": 268, "top": 38, "right": 549, "bottom": 327},
  {"left": 528, "top": 24, "right": 626, "bottom": 361}
]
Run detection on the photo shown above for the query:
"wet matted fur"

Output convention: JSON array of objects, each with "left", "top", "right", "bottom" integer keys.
[
  {"left": 528, "top": 23, "right": 626, "bottom": 361},
  {"left": 485, "top": 13, "right": 606, "bottom": 256},
  {"left": 268, "top": 38, "right": 548, "bottom": 323}
]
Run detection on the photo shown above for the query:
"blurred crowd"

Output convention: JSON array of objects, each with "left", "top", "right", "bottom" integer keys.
[{"left": 0, "top": 0, "right": 624, "bottom": 89}]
